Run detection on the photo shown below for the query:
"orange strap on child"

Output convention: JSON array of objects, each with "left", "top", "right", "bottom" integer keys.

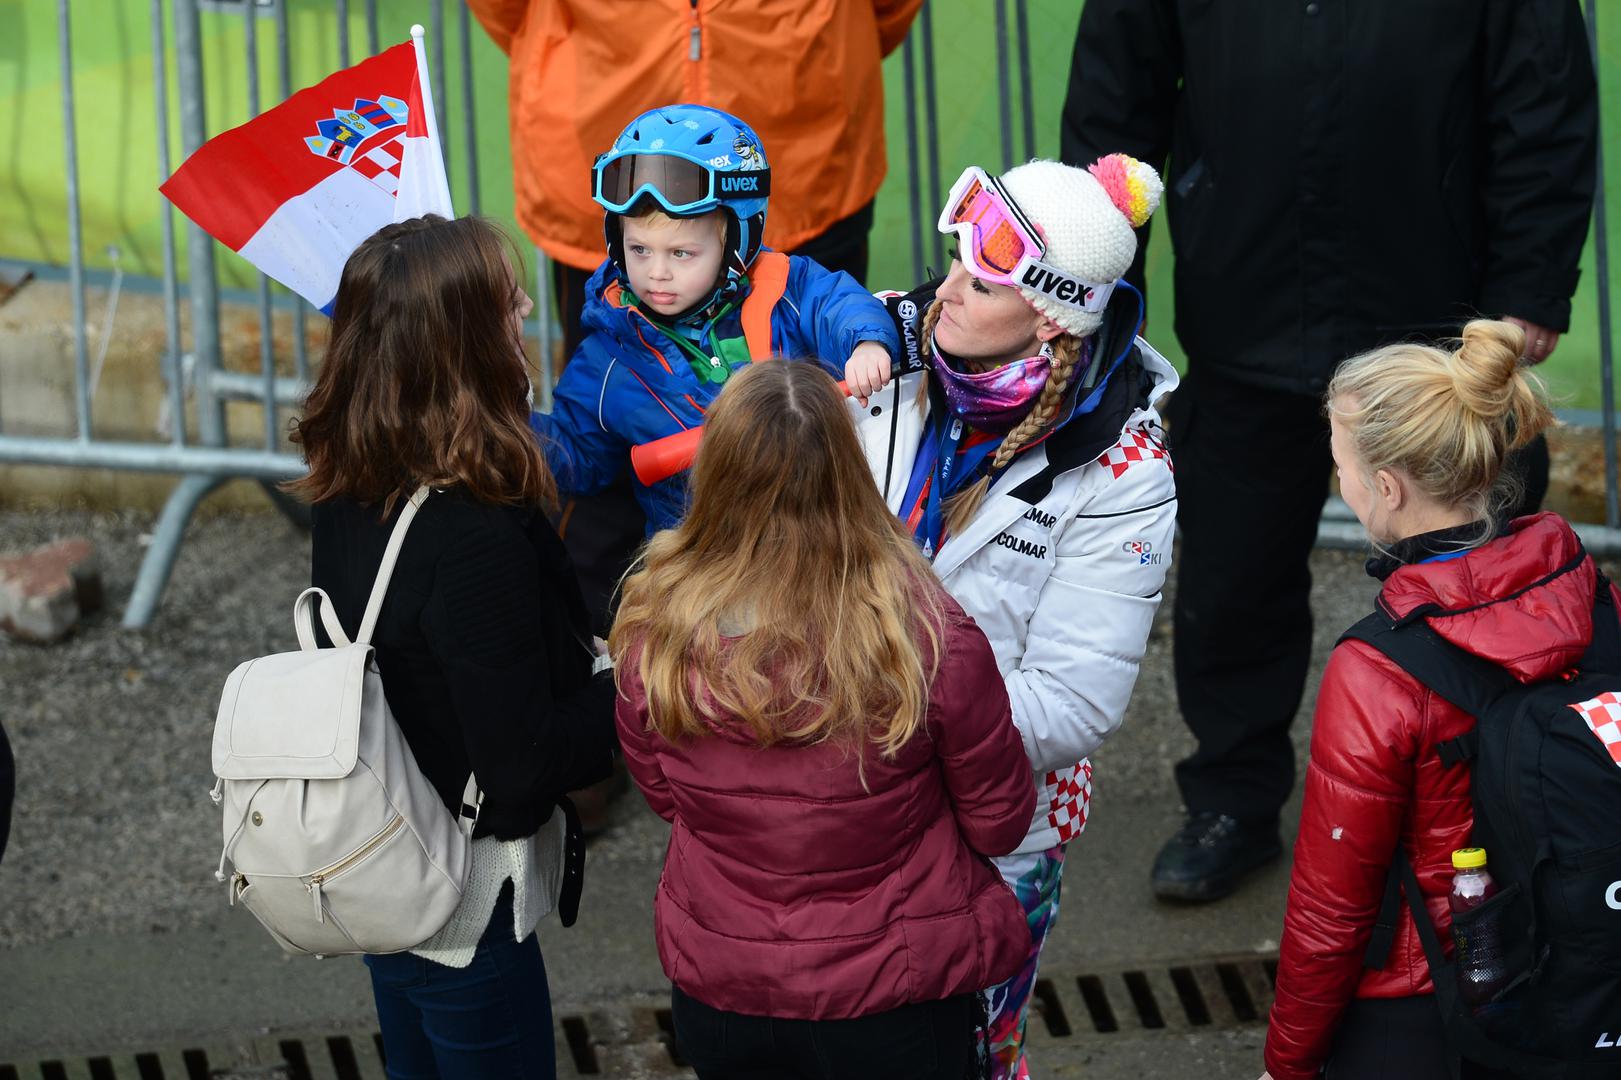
[{"left": 630, "top": 252, "right": 792, "bottom": 485}]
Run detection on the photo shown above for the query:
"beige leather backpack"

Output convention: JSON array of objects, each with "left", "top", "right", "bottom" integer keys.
[{"left": 209, "top": 487, "right": 479, "bottom": 957}]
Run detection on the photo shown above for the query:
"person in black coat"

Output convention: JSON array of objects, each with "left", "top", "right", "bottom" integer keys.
[
  {"left": 289, "top": 214, "right": 618, "bottom": 1078},
  {"left": 1061, "top": 0, "right": 1598, "bottom": 902}
]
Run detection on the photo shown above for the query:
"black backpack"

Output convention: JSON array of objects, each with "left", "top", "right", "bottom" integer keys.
[{"left": 1342, "top": 565, "right": 1621, "bottom": 1079}]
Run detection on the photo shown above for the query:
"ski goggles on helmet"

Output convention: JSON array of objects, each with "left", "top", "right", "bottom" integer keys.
[
  {"left": 593, "top": 149, "right": 772, "bottom": 216},
  {"left": 938, "top": 166, "right": 1115, "bottom": 314}
]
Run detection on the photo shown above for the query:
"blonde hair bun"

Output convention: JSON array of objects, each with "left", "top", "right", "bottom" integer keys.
[
  {"left": 1450, "top": 319, "right": 1527, "bottom": 424},
  {"left": 1327, "top": 318, "right": 1553, "bottom": 523}
]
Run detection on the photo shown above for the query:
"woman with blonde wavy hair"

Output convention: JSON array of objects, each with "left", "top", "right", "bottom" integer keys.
[
  {"left": 1262, "top": 319, "right": 1620, "bottom": 1080},
  {"left": 845, "top": 154, "right": 1178, "bottom": 1079},
  {"left": 610, "top": 360, "right": 1035, "bottom": 1080}
]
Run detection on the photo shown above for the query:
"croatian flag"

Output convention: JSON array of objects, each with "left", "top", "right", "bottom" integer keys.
[{"left": 161, "top": 28, "right": 453, "bottom": 314}]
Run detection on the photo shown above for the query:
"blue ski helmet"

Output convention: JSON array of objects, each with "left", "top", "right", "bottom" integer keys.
[{"left": 593, "top": 104, "right": 771, "bottom": 284}]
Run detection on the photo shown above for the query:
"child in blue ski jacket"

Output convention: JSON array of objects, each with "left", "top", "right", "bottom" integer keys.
[{"left": 530, "top": 104, "right": 898, "bottom": 533}]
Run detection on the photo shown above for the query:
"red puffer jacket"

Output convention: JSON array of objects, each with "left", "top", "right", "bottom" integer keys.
[
  {"left": 1265, "top": 513, "right": 1617, "bottom": 1080},
  {"left": 615, "top": 597, "right": 1036, "bottom": 1020}
]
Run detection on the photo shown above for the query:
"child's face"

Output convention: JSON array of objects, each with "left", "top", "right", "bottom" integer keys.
[{"left": 622, "top": 213, "right": 728, "bottom": 317}]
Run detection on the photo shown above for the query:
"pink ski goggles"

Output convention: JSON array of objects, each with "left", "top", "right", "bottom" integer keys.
[{"left": 937, "top": 166, "right": 1115, "bottom": 314}]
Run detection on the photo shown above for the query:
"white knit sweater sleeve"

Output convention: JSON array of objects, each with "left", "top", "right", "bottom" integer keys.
[{"left": 409, "top": 812, "right": 567, "bottom": 968}]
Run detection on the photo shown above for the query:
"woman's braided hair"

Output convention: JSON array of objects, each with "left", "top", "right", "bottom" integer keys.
[{"left": 917, "top": 298, "right": 1088, "bottom": 537}]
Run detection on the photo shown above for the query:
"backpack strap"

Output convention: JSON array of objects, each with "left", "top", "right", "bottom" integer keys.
[
  {"left": 555, "top": 794, "right": 586, "bottom": 928},
  {"left": 740, "top": 251, "right": 790, "bottom": 361},
  {"left": 1364, "top": 852, "right": 1407, "bottom": 969},
  {"left": 1394, "top": 847, "right": 1466, "bottom": 1080},
  {"left": 357, "top": 486, "right": 431, "bottom": 645},
  {"left": 1338, "top": 611, "right": 1519, "bottom": 722},
  {"left": 294, "top": 587, "right": 354, "bottom": 651},
  {"left": 1363, "top": 851, "right": 1465, "bottom": 1080},
  {"left": 457, "top": 774, "right": 482, "bottom": 837},
  {"left": 1364, "top": 845, "right": 1461, "bottom": 980},
  {"left": 350, "top": 488, "right": 488, "bottom": 826}
]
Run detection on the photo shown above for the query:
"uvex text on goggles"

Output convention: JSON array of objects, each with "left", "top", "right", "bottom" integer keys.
[
  {"left": 938, "top": 166, "right": 1116, "bottom": 314},
  {"left": 594, "top": 150, "right": 773, "bottom": 216}
]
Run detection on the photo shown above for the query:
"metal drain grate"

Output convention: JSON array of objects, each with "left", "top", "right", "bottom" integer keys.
[
  {"left": 0, "top": 1014, "right": 681, "bottom": 1080},
  {"left": 1028, "top": 954, "right": 1278, "bottom": 1040},
  {"left": 0, "top": 954, "right": 1277, "bottom": 1078}
]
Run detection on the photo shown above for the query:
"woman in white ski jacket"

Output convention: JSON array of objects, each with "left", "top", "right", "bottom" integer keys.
[{"left": 845, "top": 155, "right": 1177, "bottom": 1079}]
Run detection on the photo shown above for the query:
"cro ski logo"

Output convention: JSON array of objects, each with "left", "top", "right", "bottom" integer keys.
[{"left": 1122, "top": 539, "right": 1163, "bottom": 566}]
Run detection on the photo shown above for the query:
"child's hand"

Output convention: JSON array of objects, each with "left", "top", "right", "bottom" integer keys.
[{"left": 844, "top": 341, "right": 893, "bottom": 407}]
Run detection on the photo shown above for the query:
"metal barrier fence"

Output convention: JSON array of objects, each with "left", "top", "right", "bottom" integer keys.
[
  {"left": 1, "top": 0, "right": 1617, "bottom": 628},
  {"left": 0, "top": 0, "right": 540, "bottom": 628}
]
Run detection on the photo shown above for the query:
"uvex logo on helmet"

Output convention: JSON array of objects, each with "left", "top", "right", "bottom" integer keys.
[
  {"left": 1019, "top": 264, "right": 1096, "bottom": 307},
  {"left": 717, "top": 173, "right": 767, "bottom": 196}
]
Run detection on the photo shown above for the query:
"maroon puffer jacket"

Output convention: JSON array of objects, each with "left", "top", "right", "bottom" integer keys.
[
  {"left": 1266, "top": 513, "right": 1617, "bottom": 1080},
  {"left": 614, "top": 597, "right": 1036, "bottom": 1020}
]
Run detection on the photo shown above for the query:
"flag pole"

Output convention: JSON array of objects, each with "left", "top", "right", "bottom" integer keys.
[{"left": 409, "top": 23, "right": 453, "bottom": 213}]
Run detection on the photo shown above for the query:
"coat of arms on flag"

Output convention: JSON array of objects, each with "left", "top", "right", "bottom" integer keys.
[
  {"left": 160, "top": 31, "right": 452, "bottom": 314},
  {"left": 306, "top": 96, "right": 413, "bottom": 195}
]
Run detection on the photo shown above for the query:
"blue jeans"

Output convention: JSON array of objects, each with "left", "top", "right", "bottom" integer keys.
[{"left": 364, "top": 886, "right": 556, "bottom": 1079}]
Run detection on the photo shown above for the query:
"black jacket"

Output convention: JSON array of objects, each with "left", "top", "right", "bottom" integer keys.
[
  {"left": 311, "top": 488, "right": 617, "bottom": 841},
  {"left": 1061, "top": 0, "right": 1597, "bottom": 395}
]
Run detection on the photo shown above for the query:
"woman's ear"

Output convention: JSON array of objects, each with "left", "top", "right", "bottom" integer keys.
[
  {"left": 1375, "top": 468, "right": 1405, "bottom": 514},
  {"left": 1035, "top": 318, "right": 1066, "bottom": 344}
]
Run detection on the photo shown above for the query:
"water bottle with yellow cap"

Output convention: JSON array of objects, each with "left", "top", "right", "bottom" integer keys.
[{"left": 1449, "top": 847, "right": 1508, "bottom": 1008}]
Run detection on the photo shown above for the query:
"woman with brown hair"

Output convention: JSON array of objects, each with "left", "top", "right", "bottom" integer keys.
[
  {"left": 290, "top": 214, "right": 618, "bottom": 1079},
  {"left": 610, "top": 361, "right": 1035, "bottom": 1079}
]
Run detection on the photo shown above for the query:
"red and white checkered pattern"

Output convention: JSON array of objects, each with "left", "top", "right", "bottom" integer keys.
[
  {"left": 1044, "top": 760, "right": 1093, "bottom": 843},
  {"left": 349, "top": 135, "right": 405, "bottom": 196},
  {"left": 1099, "top": 428, "right": 1171, "bottom": 480},
  {"left": 1569, "top": 691, "right": 1621, "bottom": 768}
]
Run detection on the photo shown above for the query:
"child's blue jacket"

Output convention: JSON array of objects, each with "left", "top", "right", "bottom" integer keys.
[{"left": 531, "top": 253, "right": 898, "bottom": 533}]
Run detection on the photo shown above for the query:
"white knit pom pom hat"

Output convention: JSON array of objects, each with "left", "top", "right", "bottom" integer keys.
[{"left": 997, "top": 154, "right": 1164, "bottom": 338}]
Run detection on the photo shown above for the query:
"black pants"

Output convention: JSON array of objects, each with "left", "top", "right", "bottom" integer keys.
[
  {"left": 0, "top": 718, "right": 12, "bottom": 866},
  {"left": 547, "top": 201, "right": 876, "bottom": 633},
  {"left": 670, "top": 986, "right": 975, "bottom": 1080},
  {"left": 1166, "top": 369, "right": 1549, "bottom": 825},
  {"left": 1324, "top": 996, "right": 1516, "bottom": 1079}
]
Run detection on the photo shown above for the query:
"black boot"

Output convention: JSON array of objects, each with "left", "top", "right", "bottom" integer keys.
[{"left": 1151, "top": 811, "right": 1281, "bottom": 902}]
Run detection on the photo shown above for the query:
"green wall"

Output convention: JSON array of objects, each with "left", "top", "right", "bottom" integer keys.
[{"left": 3, "top": 0, "right": 1619, "bottom": 408}]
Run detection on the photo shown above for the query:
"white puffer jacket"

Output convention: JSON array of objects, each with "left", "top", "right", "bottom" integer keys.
[{"left": 853, "top": 285, "right": 1177, "bottom": 856}]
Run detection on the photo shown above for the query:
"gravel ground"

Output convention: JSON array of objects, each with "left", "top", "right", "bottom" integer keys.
[{"left": 0, "top": 506, "right": 310, "bottom": 946}]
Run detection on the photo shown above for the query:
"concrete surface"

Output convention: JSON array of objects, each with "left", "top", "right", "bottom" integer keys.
[{"left": 0, "top": 504, "right": 1479, "bottom": 1076}]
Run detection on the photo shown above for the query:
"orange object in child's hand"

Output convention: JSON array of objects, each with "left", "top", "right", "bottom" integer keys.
[{"left": 630, "top": 379, "right": 853, "bottom": 486}]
